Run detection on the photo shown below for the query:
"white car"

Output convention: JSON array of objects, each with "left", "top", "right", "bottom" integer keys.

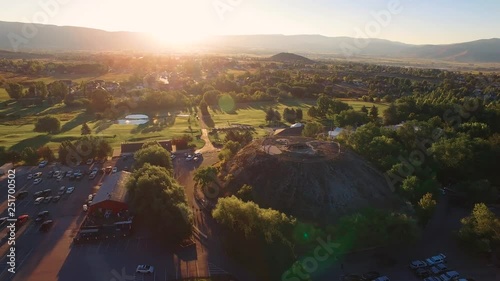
[
  {"left": 34, "top": 178, "right": 42, "bottom": 185},
  {"left": 38, "top": 160, "right": 48, "bottom": 168},
  {"left": 86, "top": 159, "right": 93, "bottom": 165},
  {"left": 136, "top": 265, "right": 154, "bottom": 274},
  {"left": 425, "top": 253, "right": 446, "bottom": 266},
  {"left": 27, "top": 174, "right": 33, "bottom": 180},
  {"left": 33, "top": 172, "right": 42, "bottom": 178},
  {"left": 82, "top": 204, "right": 88, "bottom": 212},
  {"left": 34, "top": 197, "right": 44, "bottom": 205},
  {"left": 112, "top": 167, "right": 117, "bottom": 173},
  {"left": 66, "top": 186, "right": 75, "bottom": 194},
  {"left": 439, "top": 271, "right": 460, "bottom": 281}
]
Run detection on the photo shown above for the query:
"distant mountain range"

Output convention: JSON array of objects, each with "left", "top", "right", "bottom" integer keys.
[{"left": 1, "top": 21, "right": 499, "bottom": 63}]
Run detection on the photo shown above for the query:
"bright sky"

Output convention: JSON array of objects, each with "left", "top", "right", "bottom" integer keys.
[{"left": 0, "top": 0, "right": 499, "bottom": 44}]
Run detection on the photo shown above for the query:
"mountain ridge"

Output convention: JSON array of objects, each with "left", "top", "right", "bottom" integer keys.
[{"left": 1, "top": 21, "right": 499, "bottom": 62}]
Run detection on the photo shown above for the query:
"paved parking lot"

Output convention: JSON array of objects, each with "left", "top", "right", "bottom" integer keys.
[
  {"left": 0, "top": 159, "right": 124, "bottom": 281},
  {"left": 0, "top": 156, "right": 230, "bottom": 281}
]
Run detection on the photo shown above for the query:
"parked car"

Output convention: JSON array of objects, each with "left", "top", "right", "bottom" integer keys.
[
  {"left": 170, "top": 154, "right": 176, "bottom": 160},
  {"left": 27, "top": 174, "right": 33, "bottom": 180},
  {"left": 15, "top": 191, "right": 28, "bottom": 200},
  {"left": 423, "top": 277, "right": 441, "bottom": 281},
  {"left": 66, "top": 186, "right": 75, "bottom": 194},
  {"left": 39, "top": 220, "right": 53, "bottom": 232},
  {"left": 42, "top": 189, "right": 52, "bottom": 196},
  {"left": 86, "top": 159, "right": 93, "bottom": 165},
  {"left": 415, "top": 268, "right": 431, "bottom": 278},
  {"left": 52, "top": 196, "right": 61, "bottom": 203},
  {"left": 34, "top": 178, "right": 43, "bottom": 185},
  {"left": 48, "top": 171, "right": 54, "bottom": 178},
  {"left": 33, "top": 191, "right": 43, "bottom": 198},
  {"left": 35, "top": 211, "right": 50, "bottom": 222},
  {"left": 430, "top": 263, "right": 448, "bottom": 275},
  {"left": 439, "top": 271, "right": 460, "bottom": 281},
  {"left": 43, "top": 196, "right": 52, "bottom": 203},
  {"left": 425, "top": 253, "right": 446, "bottom": 266},
  {"left": 409, "top": 260, "right": 428, "bottom": 269},
  {"left": 83, "top": 204, "right": 88, "bottom": 212},
  {"left": 56, "top": 175, "right": 63, "bottom": 181},
  {"left": 112, "top": 167, "right": 118, "bottom": 173},
  {"left": 15, "top": 215, "right": 29, "bottom": 227},
  {"left": 89, "top": 172, "right": 96, "bottom": 180},
  {"left": 38, "top": 160, "right": 48, "bottom": 168},
  {"left": 34, "top": 197, "right": 44, "bottom": 205},
  {"left": 136, "top": 265, "right": 154, "bottom": 274},
  {"left": 58, "top": 186, "right": 66, "bottom": 195},
  {"left": 33, "top": 172, "right": 42, "bottom": 178}
]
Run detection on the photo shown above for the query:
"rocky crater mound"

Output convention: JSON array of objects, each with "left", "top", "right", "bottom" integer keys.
[{"left": 220, "top": 137, "right": 400, "bottom": 223}]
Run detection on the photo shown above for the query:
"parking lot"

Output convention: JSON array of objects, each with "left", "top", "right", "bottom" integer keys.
[
  {"left": 0, "top": 154, "right": 231, "bottom": 281},
  {"left": 0, "top": 158, "right": 129, "bottom": 281}
]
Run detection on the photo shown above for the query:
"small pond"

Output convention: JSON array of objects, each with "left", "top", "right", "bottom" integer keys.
[{"left": 117, "top": 114, "right": 149, "bottom": 125}]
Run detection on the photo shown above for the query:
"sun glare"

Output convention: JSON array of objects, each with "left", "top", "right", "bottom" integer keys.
[{"left": 152, "top": 28, "right": 207, "bottom": 45}]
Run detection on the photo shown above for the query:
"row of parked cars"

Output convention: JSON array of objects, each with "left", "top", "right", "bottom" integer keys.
[{"left": 409, "top": 254, "right": 475, "bottom": 281}]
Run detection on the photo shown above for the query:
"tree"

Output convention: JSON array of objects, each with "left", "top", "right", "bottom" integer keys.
[
  {"left": 194, "top": 166, "right": 218, "bottom": 188},
  {"left": 236, "top": 184, "right": 253, "bottom": 202},
  {"left": 48, "top": 81, "right": 69, "bottom": 101},
  {"left": 360, "top": 105, "right": 368, "bottom": 114},
  {"left": 34, "top": 115, "right": 60, "bottom": 134},
  {"left": 126, "top": 164, "right": 192, "bottom": 241},
  {"left": 302, "top": 121, "right": 324, "bottom": 138},
  {"left": 334, "top": 109, "right": 369, "bottom": 127},
  {"left": 88, "top": 89, "right": 112, "bottom": 112},
  {"left": 134, "top": 145, "right": 173, "bottom": 171},
  {"left": 20, "top": 147, "right": 39, "bottom": 165},
  {"left": 383, "top": 103, "right": 400, "bottom": 125},
  {"left": 296, "top": 108, "right": 303, "bottom": 121},
  {"left": 81, "top": 122, "right": 92, "bottom": 135},
  {"left": 369, "top": 105, "right": 379, "bottom": 119},
  {"left": 417, "top": 193, "right": 437, "bottom": 225},
  {"left": 5, "top": 83, "right": 24, "bottom": 100},
  {"left": 37, "top": 146, "right": 55, "bottom": 162},
  {"left": 458, "top": 203, "right": 500, "bottom": 253}
]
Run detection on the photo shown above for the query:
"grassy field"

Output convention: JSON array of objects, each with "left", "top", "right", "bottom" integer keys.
[
  {"left": 207, "top": 98, "right": 387, "bottom": 128},
  {"left": 0, "top": 71, "right": 131, "bottom": 85},
  {"left": 0, "top": 98, "right": 386, "bottom": 153},
  {"left": 0, "top": 105, "right": 204, "bottom": 153}
]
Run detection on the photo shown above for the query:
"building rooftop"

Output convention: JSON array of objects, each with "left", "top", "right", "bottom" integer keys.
[{"left": 92, "top": 171, "right": 131, "bottom": 205}]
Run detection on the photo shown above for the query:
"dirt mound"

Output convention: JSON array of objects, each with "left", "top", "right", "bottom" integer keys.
[{"left": 220, "top": 137, "right": 399, "bottom": 223}]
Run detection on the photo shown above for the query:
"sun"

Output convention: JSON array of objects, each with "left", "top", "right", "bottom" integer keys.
[{"left": 152, "top": 28, "right": 207, "bottom": 45}]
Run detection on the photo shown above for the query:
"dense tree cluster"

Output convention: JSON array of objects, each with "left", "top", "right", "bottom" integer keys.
[
  {"left": 57, "top": 136, "right": 112, "bottom": 165},
  {"left": 127, "top": 142, "right": 192, "bottom": 242},
  {"left": 34, "top": 115, "right": 61, "bottom": 134}
]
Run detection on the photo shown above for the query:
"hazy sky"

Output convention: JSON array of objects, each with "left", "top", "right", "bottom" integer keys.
[{"left": 0, "top": 0, "right": 499, "bottom": 44}]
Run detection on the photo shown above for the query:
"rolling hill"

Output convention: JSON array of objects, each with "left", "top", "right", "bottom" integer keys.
[{"left": 1, "top": 21, "right": 499, "bottom": 62}]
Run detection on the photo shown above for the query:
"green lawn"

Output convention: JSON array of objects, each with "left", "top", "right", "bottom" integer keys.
[
  {"left": 0, "top": 98, "right": 387, "bottom": 153},
  {"left": 0, "top": 107, "right": 204, "bottom": 152},
  {"left": 207, "top": 99, "right": 387, "bottom": 131},
  {"left": 340, "top": 99, "right": 389, "bottom": 112}
]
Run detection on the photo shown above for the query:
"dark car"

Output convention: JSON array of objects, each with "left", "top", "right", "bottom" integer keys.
[
  {"left": 15, "top": 191, "right": 28, "bottom": 200},
  {"left": 361, "top": 271, "right": 380, "bottom": 281},
  {"left": 48, "top": 171, "right": 54, "bottom": 178},
  {"left": 41, "top": 189, "right": 52, "bottom": 196},
  {"left": 430, "top": 263, "right": 448, "bottom": 275},
  {"left": 415, "top": 268, "right": 431, "bottom": 278},
  {"left": 33, "top": 191, "right": 43, "bottom": 198},
  {"left": 35, "top": 211, "right": 50, "bottom": 222},
  {"left": 52, "top": 196, "right": 61, "bottom": 203},
  {"left": 39, "top": 220, "right": 53, "bottom": 232}
]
